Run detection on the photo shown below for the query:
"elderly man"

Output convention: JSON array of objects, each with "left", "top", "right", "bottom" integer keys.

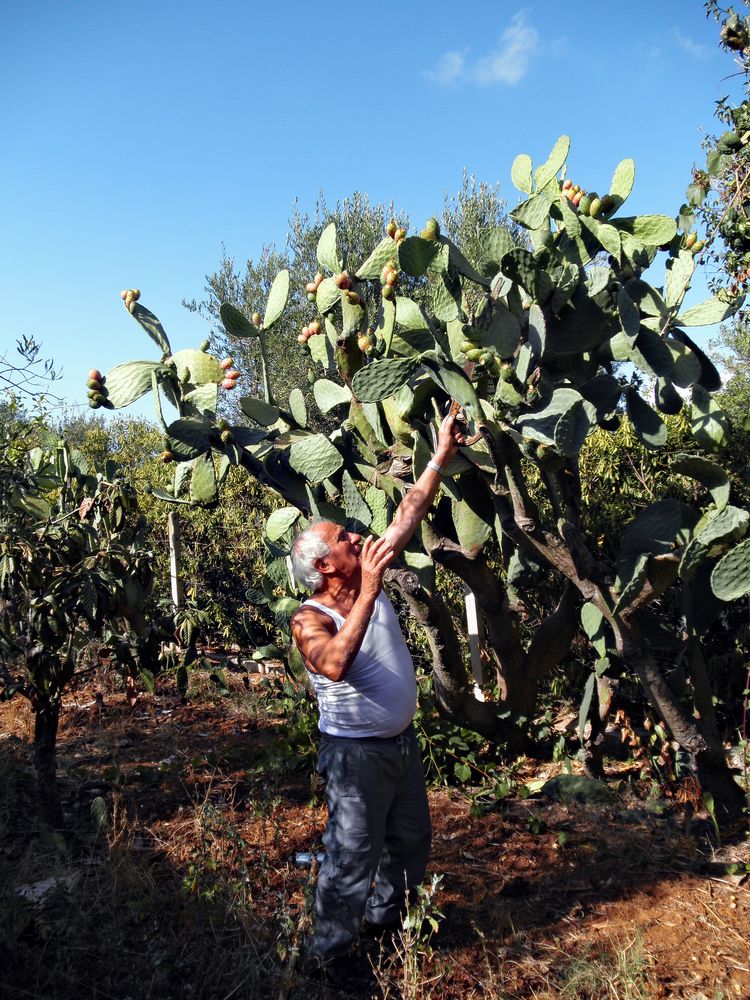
[{"left": 290, "top": 411, "right": 462, "bottom": 969}]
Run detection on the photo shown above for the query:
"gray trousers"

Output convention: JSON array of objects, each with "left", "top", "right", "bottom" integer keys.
[{"left": 308, "top": 724, "right": 432, "bottom": 962}]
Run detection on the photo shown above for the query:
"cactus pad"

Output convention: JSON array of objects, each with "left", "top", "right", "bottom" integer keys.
[
  {"left": 104, "top": 361, "right": 168, "bottom": 408},
  {"left": 356, "top": 237, "right": 399, "bottom": 280},
  {"left": 676, "top": 293, "right": 744, "bottom": 327},
  {"left": 266, "top": 507, "right": 302, "bottom": 541},
  {"left": 129, "top": 302, "right": 171, "bottom": 355},
  {"left": 189, "top": 452, "right": 217, "bottom": 505},
  {"left": 289, "top": 434, "right": 343, "bottom": 483},
  {"left": 625, "top": 387, "right": 667, "bottom": 449},
  {"left": 352, "top": 357, "right": 420, "bottom": 403},
  {"left": 398, "top": 237, "right": 441, "bottom": 277},
  {"left": 316, "top": 223, "right": 341, "bottom": 273},
  {"left": 511, "top": 153, "right": 533, "bottom": 194},
  {"left": 240, "top": 398, "right": 280, "bottom": 425},
  {"left": 342, "top": 471, "right": 372, "bottom": 530},
  {"left": 220, "top": 303, "right": 259, "bottom": 338},
  {"left": 170, "top": 349, "right": 224, "bottom": 386},
  {"left": 263, "top": 269, "right": 290, "bottom": 330},
  {"left": 711, "top": 539, "right": 750, "bottom": 601},
  {"left": 690, "top": 386, "right": 730, "bottom": 449},
  {"left": 166, "top": 418, "right": 212, "bottom": 461},
  {"left": 313, "top": 379, "right": 352, "bottom": 413}
]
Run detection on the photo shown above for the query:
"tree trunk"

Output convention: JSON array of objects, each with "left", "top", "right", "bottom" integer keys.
[
  {"left": 33, "top": 698, "right": 63, "bottom": 829},
  {"left": 616, "top": 617, "right": 746, "bottom": 827}
]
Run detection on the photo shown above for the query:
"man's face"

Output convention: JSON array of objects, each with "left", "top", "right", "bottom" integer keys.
[{"left": 313, "top": 522, "right": 362, "bottom": 580}]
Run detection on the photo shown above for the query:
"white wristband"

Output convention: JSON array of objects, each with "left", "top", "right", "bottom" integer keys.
[{"left": 427, "top": 459, "right": 443, "bottom": 475}]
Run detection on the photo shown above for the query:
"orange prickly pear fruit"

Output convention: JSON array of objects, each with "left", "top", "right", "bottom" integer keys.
[
  {"left": 306, "top": 281, "right": 317, "bottom": 293},
  {"left": 220, "top": 357, "right": 234, "bottom": 370},
  {"left": 252, "top": 312, "right": 261, "bottom": 327},
  {"left": 562, "top": 178, "right": 573, "bottom": 191},
  {"left": 88, "top": 368, "right": 103, "bottom": 382},
  {"left": 386, "top": 221, "right": 398, "bottom": 238},
  {"left": 335, "top": 271, "right": 351, "bottom": 290},
  {"left": 309, "top": 320, "right": 321, "bottom": 335},
  {"left": 161, "top": 450, "right": 175, "bottom": 463},
  {"left": 222, "top": 378, "right": 237, "bottom": 390},
  {"left": 684, "top": 232, "right": 697, "bottom": 249}
]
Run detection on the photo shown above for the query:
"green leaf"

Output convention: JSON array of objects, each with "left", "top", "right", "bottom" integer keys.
[
  {"left": 166, "top": 418, "right": 211, "bottom": 460},
  {"left": 617, "top": 287, "right": 640, "bottom": 338},
  {"left": 289, "top": 434, "right": 343, "bottom": 482},
  {"left": 398, "top": 237, "right": 441, "bottom": 277},
  {"left": 220, "top": 303, "right": 259, "bottom": 338},
  {"left": 614, "top": 215, "right": 677, "bottom": 246},
  {"left": 691, "top": 386, "right": 730, "bottom": 449},
  {"left": 263, "top": 269, "right": 290, "bottom": 330},
  {"left": 667, "top": 339, "right": 701, "bottom": 389},
  {"left": 356, "top": 237, "right": 399, "bottom": 280},
  {"left": 190, "top": 452, "right": 217, "bottom": 504},
  {"left": 610, "top": 158, "right": 635, "bottom": 202},
  {"left": 342, "top": 471, "right": 372, "bottom": 530},
  {"left": 554, "top": 399, "right": 591, "bottom": 457},
  {"left": 240, "top": 397, "right": 280, "bottom": 425},
  {"left": 288, "top": 387, "right": 307, "bottom": 427},
  {"left": 711, "top": 539, "right": 750, "bottom": 601},
  {"left": 580, "top": 216, "right": 621, "bottom": 262},
  {"left": 672, "top": 454, "right": 730, "bottom": 510},
  {"left": 266, "top": 506, "right": 301, "bottom": 541},
  {"left": 578, "top": 672, "right": 596, "bottom": 744},
  {"left": 625, "top": 387, "right": 667, "bottom": 449},
  {"left": 352, "top": 357, "right": 420, "bottom": 403},
  {"left": 614, "top": 552, "right": 650, "bottom": 614},
  {"left": 676, "top": 294, "right": 744, "bottom": 327},
  {"left": 104, "top": 361, "right": 167, "bottom": 408},
  {"left": 664, "top": 251, "right": 695, "bottom": 311},
  {"left": 395, "top": 296, "right": 430, "bottom": 331},
  {"left": 315, "top": 276, "right": 341, "bottom": 315},
  {"left": 535, "top": 135, "right": 570, "bottom": 191},
  {"left": 313, "top": 379, "right": 352, "bottom": 413},
  {"left": 169, "top": 349, "right": 224, "bottom": 386},
  {"left": 483, "top": 303, "right": 521, "bottom": 358},
  {"left": 129, "top": 302, "right": 171, "bottom": 355},
  {"left": 510, "top": 194, "right": 552, "bottom": 231},
  {"left": 511, "top": 153, "right": 533, "bottom": 194},
  {"left": 317, "top": 223, "right": 340, "bottom": 273}
]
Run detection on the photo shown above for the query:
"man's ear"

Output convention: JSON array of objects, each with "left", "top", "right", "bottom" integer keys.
[{"left": 315, "top": 554, "right": 335, "bottom": 577}]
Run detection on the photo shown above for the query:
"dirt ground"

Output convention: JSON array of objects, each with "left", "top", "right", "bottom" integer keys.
[{"left": 1, "top": 671, "right": 748, "bottom": 1000}]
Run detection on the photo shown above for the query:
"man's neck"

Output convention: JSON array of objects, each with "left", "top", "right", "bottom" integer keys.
[{"left": 311, "top": 575, "right": 362, "bottom": 615}]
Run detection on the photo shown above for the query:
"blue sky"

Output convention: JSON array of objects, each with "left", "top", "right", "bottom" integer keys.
[{"left": 1, "top": 1, "right": 742, "bottom": 421}]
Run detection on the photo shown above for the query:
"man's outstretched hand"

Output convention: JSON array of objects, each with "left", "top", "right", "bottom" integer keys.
[{"left": 435, "top": 409, "right": 466, "bottom": 462}]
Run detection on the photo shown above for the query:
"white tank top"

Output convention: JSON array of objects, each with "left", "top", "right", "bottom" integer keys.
[{"left": 301, "top": 591, "right": 417, "bottom": 738}]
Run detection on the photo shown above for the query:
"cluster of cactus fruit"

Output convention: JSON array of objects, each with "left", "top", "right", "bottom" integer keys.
[
  {"left": 86, "top": 368, "right": 111, "bottom": 409},
  {"left": 91, "top": 135, "right": 750, "bottom": 619}
]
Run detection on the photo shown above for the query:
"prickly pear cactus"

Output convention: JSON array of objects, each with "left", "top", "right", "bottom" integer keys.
[{"left": 99, "top": 138, "right": 749, "bottom": 812}]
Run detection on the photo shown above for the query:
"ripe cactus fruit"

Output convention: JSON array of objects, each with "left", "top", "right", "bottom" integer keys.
[
  {"left": 252, "top": 312, "right": 261, "bottom": 327},
  {"left": 297, "top": 333, "right": 308, "bottom": 345},
  {"left": 335, "top": 271, "right": 352, "bottom": 290},
  {"left": 345, "top": 290, "right": 361, "bottom": 305},
  {"left": 684, "top": 232, "right": 697, "bottom": 249},
  {"left": 306, "top": 281, "right": 317, "bottom": 293},
  {"left": 309, "top": 320, "right": 321, "bottom": 335},
  {"left": 394, "top": 228, "right": 407, "bottom": 243},
  {"left": 160, "top": 449, "right": 175, "bottom": 463},
  {"left": 420, "top": 217, "right": 440, "bottom": 241},
  {"left": 562, "top": 178, "right": 573, "bottom": 191},
  {"left": 386, "top": 221, "right": 398, "bottom": 238},
  {"left": 225, "top": 369, "right": 240, "bottom": 380},
  {"left": 89, "top": 369, "right": 103, "bottom": 382},
  {"left": 222, "top": 378, "right": 237, "bottom": 390},
  {"left": 220, "top": 357, "right": 234, "bottom": 370},
  {"left": 357, "top": 333, "right": 374, "bottom": 353}
]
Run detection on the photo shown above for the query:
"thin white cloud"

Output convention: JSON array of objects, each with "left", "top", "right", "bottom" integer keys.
[
  {"left": 425, "top": 50, "right": 466, "bottom": 86},
  {"left": 472, "top": 12, "right": 539, "bottom": 85},
  {"left": 674, "top": 30, "right": 713, "bottom": 60},
  {"left": 426, "top": 10, "right": 539, "bottom": 88}
]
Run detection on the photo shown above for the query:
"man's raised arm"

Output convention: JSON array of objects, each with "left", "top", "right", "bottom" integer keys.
[{"left": 383, "top": 411, "right": 464, "bottom": 557}]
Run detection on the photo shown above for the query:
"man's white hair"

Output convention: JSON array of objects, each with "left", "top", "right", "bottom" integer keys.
[{"left": 290, "top": 521, "right": 331, "bottom": 592}]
